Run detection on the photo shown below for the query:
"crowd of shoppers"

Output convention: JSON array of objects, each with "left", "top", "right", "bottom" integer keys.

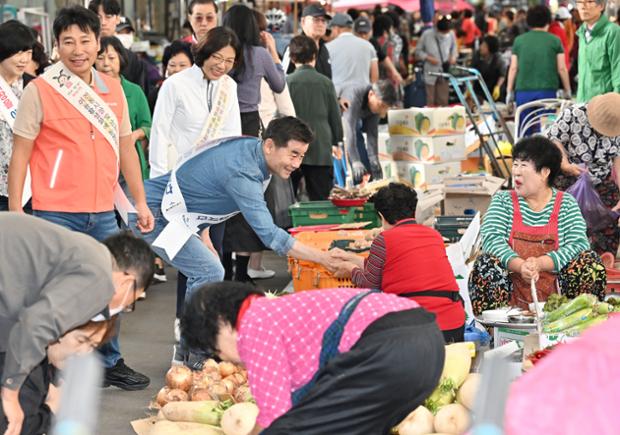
[{"left": 1, "top": 1, "right": 620, "bottom": 433}]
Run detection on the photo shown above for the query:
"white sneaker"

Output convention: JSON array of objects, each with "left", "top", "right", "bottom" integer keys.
[
  {"left": 174, "top": 318, "right": 180, "bottom": 343},
  {"left": 247, "top": 267, "right": 276, "bottom": 279}
]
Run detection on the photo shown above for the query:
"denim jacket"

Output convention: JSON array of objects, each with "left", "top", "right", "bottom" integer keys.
[{"left": 144, "top": 136, "right": 295, "bottom": 255}]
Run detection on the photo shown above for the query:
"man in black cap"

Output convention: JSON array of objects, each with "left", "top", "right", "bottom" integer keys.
[
  {"left": 0, "top": 214, "right": 154, "bottom": 435},
  {"left": 283, "top": 3, "right": 332, "bottom": 78}
]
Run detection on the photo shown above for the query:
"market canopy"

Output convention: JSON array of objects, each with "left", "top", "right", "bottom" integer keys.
[{"left": 332, "top": 0, "right": 474, "bottom": 12}]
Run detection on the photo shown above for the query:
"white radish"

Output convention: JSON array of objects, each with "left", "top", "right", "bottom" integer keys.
[
  {"left": 396, "top": 406, "right": 434, "bottom": 435},
  {"left": 456, "top": 373, "right": 481, "bottom": 411},
  {"left": 221, "top": 402, "right": 259, "bottom": 435},
  {"left": 434, "top": 403, "right": 471, "bottom": 434}
]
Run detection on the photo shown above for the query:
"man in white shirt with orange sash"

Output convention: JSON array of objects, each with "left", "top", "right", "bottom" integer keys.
[{"left": 8, "top": 5, "right": 154, "bottom": 392}]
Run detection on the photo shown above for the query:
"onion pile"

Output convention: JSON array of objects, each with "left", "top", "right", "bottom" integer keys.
[{"left": 155, "top": 359, "right": 253, "bottom": 408}]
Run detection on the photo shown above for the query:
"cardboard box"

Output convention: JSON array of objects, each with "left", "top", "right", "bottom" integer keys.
[
  {"left": 388, "top": 134, "right": 467, "bottom": 163},
  {"left": 443, "top": 174, "right": 505, "bottom": 216},
  {"left": 416, "top": 188, "right": 443, "bottom": 225},
  {"left": 493, "top": 326, "right": 534, "bottom": 348},
  {"left": 396, "top": 161, "right": 461, "bottom": 189},
  {"left": 388, "top": 106, "right": 467, "bottom": 136},
  {"left": 379, "top": 159, "right": 398, "bottom": 179},
  {"left": 378, "top": 129, "right": 390, "bottom": 160}
]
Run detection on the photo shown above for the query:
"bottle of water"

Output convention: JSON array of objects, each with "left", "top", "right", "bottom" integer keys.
[{"left": 52, "top": 353, "right": 103, "bottom": 435}]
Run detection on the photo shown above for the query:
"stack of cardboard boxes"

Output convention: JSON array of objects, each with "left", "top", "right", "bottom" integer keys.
[{"left": 386, "top": 106, "right": 468, "bottom": 189}]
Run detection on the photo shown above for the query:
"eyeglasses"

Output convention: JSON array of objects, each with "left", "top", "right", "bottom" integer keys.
[
  {"left": 308, "top": 16, "right": 327, "bottom": 24},
  {"left": 210, "top": 53, "right": 235, "bottom": 67},
  {"left": 123, "top": 273, "right": 138, "bottom": 313}
]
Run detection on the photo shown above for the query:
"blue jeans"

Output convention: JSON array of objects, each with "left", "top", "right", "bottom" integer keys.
[
  {"left": 33, "top": 210, "right": 122, "bottom": 368},
  {"left": 128, "top": 203, "right": 225, "bottom": 360},
  {"left": 356, "top": 120, "right": 371, "bottom": 173}
]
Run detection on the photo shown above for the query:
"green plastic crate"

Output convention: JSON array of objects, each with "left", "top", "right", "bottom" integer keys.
[
  {"left": 434, "top": 215, "right": 474, "bottom": 242},
  {"left": 289, "top": 201, "right": 380, "bottom": 228}
]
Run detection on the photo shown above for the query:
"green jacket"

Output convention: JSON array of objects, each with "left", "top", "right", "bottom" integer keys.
[
  {"left": 576, "top": 14, "right": 620, "bottom": 102},
  {"left": 121, "top": 76, "right": 151, "bottom": 179},
  {"left": 286, "top": 65, "right": 343, "bottom": 166}
]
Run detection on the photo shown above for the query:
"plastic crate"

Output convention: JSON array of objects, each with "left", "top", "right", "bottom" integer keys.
[
  {"left": 288, "top": 230, "right": 373, "bottom": 291},
  {"left": 434, "top": 215, "right": 474, "bottom": 243},
  {"left": 289, "top": 201, "right": 380, "bottom": 228}
]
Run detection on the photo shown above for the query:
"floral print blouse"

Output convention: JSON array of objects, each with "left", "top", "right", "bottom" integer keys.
[{"left": 0, "top": 77, "right": 24, "bottom": 197}]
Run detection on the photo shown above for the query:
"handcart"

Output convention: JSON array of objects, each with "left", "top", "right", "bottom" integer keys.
[{"left": 429, "top": 66, "right": 513, "bottom": 186}]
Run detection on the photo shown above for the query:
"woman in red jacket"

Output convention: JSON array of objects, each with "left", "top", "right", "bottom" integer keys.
[{"left": 331, "top": 182, "right": 466, "bottom": 342}]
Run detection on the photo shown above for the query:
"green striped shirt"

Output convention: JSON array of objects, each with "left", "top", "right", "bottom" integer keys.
[{"left": 481, "top": 189, "right": 589, "bottom": 271}]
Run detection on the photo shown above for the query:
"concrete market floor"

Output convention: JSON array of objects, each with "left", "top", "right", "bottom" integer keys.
[{"left": 99, "top": 252, "right": 290, "bottom": 434}]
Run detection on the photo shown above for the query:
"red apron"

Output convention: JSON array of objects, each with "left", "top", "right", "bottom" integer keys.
[{"left": 508, "top": 190, "right": 563, "bottom": 309}]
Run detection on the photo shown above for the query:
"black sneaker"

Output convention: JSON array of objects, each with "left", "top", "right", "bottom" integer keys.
[
  {"left": 152, "top": 265, "right": 167, "bottom": 284},
  {"left": 103, "top": 359, "right": 150, "bottom": 391}
]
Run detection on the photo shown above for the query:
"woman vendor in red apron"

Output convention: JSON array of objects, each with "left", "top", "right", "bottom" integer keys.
[
  {"left": 330, "top": 183, "right": 466, "bottom": 343},
  {"left": 468, "top": 136, "right": 606, "bottom": 315}
]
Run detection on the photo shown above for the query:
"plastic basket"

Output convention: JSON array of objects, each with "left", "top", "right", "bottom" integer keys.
[
  {"left": 289, "top": 201, "right": 379, "bottom": 228},
  {"left": 288, "top": 230, "right": 373, "bottom": 291},
  {"left": 434, "top": 215, "right": 475, "bottom": 243}
]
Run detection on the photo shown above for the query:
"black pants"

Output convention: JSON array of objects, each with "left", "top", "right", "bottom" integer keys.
[
  {"left": 263, "top": 309, "right": 445, "bottom": 435},
  {"left": 442, "top": 324, "right": 465, "bottom": 343},
  {"left": 0, "top": 353, "right": 53, "bottom": 435},
  {"left": 0, "top": 196, "right": 32, "bottom": 213},
  {"left": 241, "top": 111, "right": 261, "bottom": 137},
  {"left": 291, "top": 165, "right": 334, "bottom": 201}
]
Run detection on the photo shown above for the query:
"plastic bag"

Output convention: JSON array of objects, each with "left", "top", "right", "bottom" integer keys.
[
  {"left": 265, "top": 175, "right": 295, "bottom": 229},
  {"left": 565, "top": 171, "right": 616, "bottom": 231}
]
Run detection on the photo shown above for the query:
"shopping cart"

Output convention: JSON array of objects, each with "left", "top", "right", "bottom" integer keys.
[
  {"left": 514, "top": 98, "right": 572, "bottom": 140},
  {"left": 429, "top": 66, "right": 513, "bottom": 186}
]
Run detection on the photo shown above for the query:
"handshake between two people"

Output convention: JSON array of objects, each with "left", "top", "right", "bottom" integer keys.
[{"left": 324, "top": 248, "right": 364, "bottom": 278}]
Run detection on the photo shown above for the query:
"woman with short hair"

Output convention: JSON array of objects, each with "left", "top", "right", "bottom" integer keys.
[
  {"left": 331, "top": 183, "right": 466, "bottom": 342},
  {"left": 0, "top": 20, "right": 36, "bottom": 210},
  {"left": 468, "top": 136, "right": 606, "bottom": 315},
  {"left": 506, "top": 5, "right": 571, "bottom": 111},
  {"left": 147, "top": 40, "right": 194, "bottom": 113},
  {"left": 181, "top": 281, "right": 445, "bottom": 434},
  {"left": 96, "top": 36, "right": 152, "bottom": 179}
]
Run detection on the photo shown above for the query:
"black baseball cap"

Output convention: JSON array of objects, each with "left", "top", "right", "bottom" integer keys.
[
  {"left": 302, "top": 4, "right": 331, "bottom": 19},
  {"left": 354, "top": 17, "right": 371, "bottom": 33},
  {"left": 116, "top": 16, "right": 135, "bottom": 33}
]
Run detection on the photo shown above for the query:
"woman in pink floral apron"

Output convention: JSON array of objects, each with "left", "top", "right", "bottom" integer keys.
[{"left": 469, "top": 137, "right": 606, "bottom": 315}]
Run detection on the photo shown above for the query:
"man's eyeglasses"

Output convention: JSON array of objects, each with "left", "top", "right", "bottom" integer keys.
[
  {"left": 211, "top": 53, "right": 235, "bottom": 67},
  {"left": 124, "top": 273, "right": 139, "bottom": 313},
  {"left": 309, "top": 16, "right": 327, "bottom": 24}
]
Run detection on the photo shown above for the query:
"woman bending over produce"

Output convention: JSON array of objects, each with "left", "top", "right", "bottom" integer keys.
[
  {"left": 331, "top": 183, "right": 466, "bottom": 343},
  {"left": 181, "top": 282, "right": 445, "bottom": 435},
  {"left": 468, "top": 136, "right": 606, "bottom": 315}
]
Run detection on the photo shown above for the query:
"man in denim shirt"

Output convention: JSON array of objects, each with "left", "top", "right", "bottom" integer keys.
[{"left": 127, "top": 117, "right": 334, "bottom": 364}]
